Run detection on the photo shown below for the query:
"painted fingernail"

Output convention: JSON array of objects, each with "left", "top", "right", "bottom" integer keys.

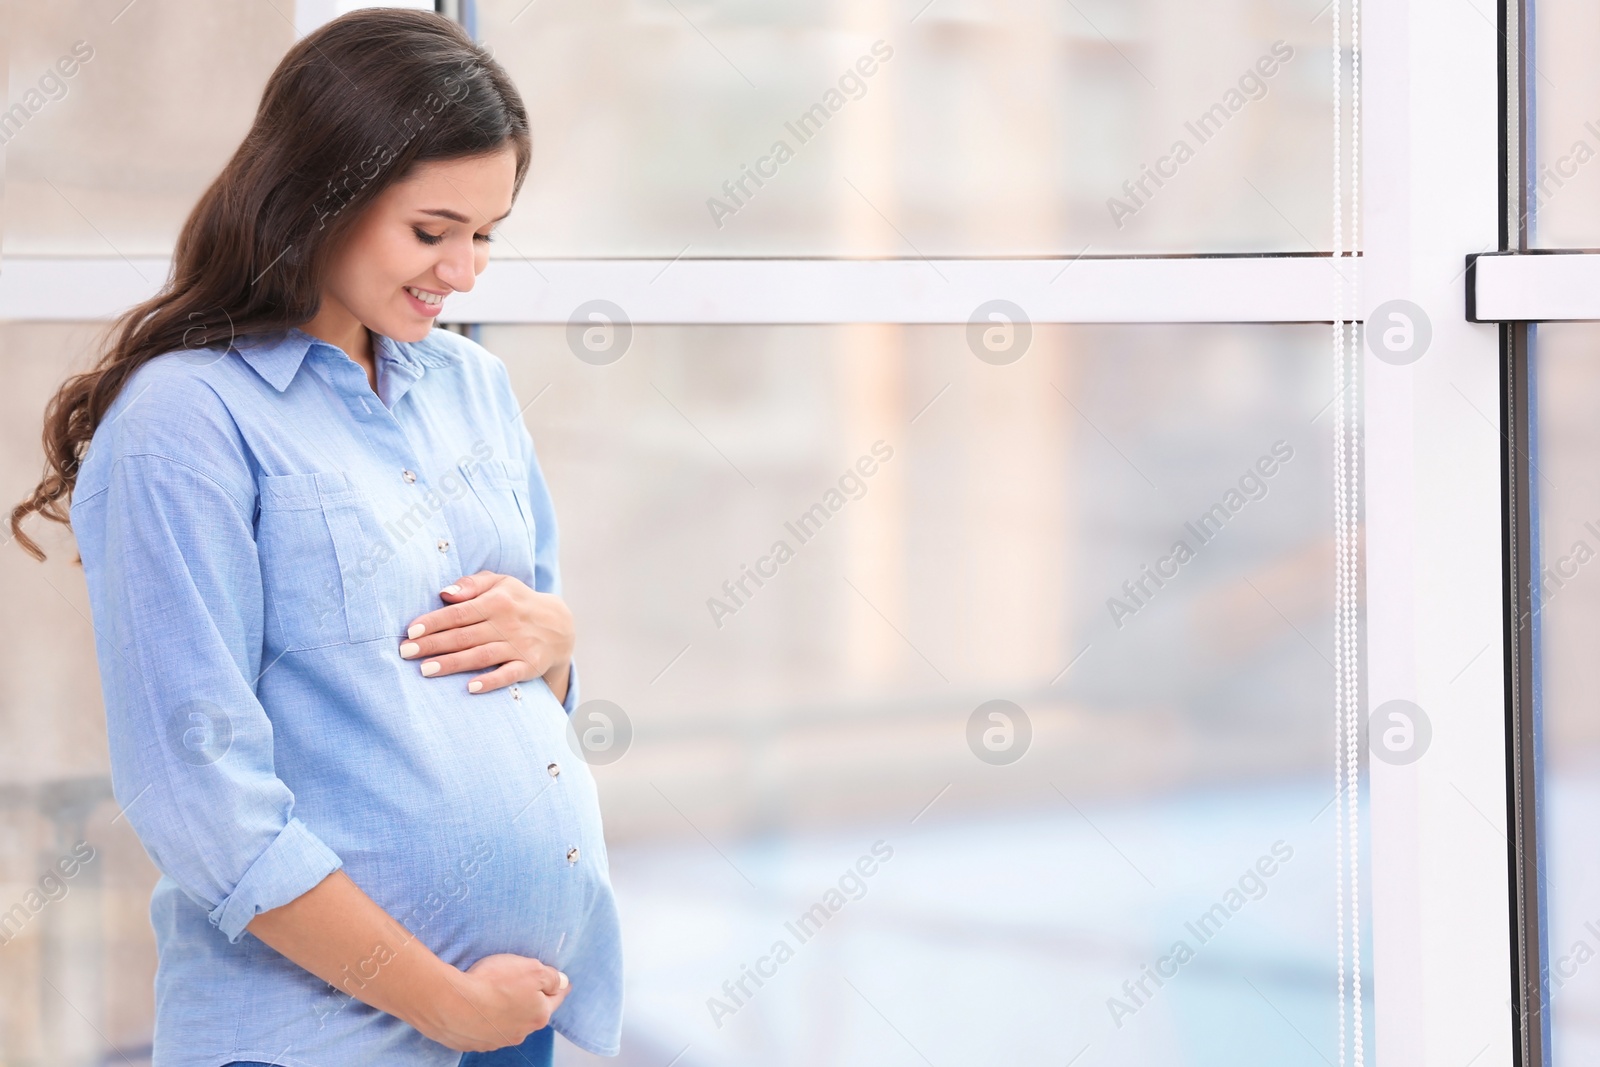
[
  {"left": 407, "top": 623, "right": 426, "bottom": 640},
  {"left": 557, "top": 972, "right": 568, "bottom": 991},
  {"left": 468, "top": 680, "right": 483, "bottom": 693},
  {"left": 442, "top": 584, "right": 462, "bottom": 595},
  {"left": 421, "top": 661, "right": 441, "bottom": 676},
  {"left": 399, "top": 642, "right": 419, "bottom": 658}
]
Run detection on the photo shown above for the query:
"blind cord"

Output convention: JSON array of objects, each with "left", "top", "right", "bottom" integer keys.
[{"left": 1331, "top": 0, "right": 1364, "bottom": 1062}]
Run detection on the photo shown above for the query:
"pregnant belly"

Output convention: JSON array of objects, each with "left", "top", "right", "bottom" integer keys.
[{"left": 265, "top": 652, "right": 609, "bottom": 974}]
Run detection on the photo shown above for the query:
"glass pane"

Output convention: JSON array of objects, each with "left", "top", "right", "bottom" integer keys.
[
  {"left": 1530, "top": 323, "right": 1600, "bottom": 1063},
  {"left": 465, "top": 2, "right": 1333, "bottom": 256},
  {"left": 9, "top": 3, "right": 1334, "bottom": 259},
  {"left": 482, "top": 321, "right": 1364, "bottom": 1064},
  {"left": 4, "top": 1, "right": 294, "bottom": 256},
  {"left": 1531, "top": 0, "right": 1600, "bottom": 246}
]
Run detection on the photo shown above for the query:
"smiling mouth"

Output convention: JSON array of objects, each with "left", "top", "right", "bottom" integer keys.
[{"left": 406, "top": 286, "right": 445, "bottom": 307}]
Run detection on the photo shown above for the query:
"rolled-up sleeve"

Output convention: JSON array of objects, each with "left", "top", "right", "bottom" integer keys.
[{"left": 73, "top": 451, "right": 341, "bottom": 943}]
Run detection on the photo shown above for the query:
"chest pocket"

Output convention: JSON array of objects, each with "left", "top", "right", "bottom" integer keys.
[
  {"left": 459, "top": 459, "right": 538, "bottom": 588},
  {"left": 257, "top": 471, "right": 440, "bottom": 650}
]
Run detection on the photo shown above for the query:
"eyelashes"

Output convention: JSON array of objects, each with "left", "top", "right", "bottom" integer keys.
[{"left": 412, "top": 227, "right": 495, "bottom": 246}]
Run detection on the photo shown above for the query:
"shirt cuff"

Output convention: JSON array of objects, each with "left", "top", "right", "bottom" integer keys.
[{"left": 209, "top": 816, "right": 343, "bottom": 943}]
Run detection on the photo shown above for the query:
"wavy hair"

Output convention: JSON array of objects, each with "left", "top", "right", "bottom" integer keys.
[{"left": 10, "top": 8, "right": 530, "bottom": 561}]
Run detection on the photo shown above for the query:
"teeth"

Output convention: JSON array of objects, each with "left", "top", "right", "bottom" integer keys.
[{"left": 406, "top": 286, "right": 444, "bottom": 306}]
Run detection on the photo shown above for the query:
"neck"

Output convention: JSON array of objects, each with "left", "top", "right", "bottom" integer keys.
[{"left": 300, "top": 299, "right": 372, "bottom": 368}]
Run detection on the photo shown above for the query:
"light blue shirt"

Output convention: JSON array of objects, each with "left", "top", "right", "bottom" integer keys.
[{"left": 70, "top": 326, "right": 622, "bottom": 1065}]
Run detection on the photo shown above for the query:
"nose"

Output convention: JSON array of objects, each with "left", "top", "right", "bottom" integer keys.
[{"left": 435, "top": 238, "right": 477, "bottom": 294}]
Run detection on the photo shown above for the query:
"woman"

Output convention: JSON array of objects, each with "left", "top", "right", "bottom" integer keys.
[{"left": 8, "top": 10, "right": 621, "bottom": 1066}]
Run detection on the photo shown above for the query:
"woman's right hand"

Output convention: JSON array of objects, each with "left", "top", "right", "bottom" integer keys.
[
  {"left": 416, "top": 952, "right": 570, "bottom": 1052},
  {"left": 246, "top": 872, "right": 570, "bottom": 1053}
]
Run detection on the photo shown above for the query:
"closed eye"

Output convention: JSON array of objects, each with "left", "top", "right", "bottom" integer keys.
[{"left": 413, "top": 227, "right": 495, "bottom": 245}]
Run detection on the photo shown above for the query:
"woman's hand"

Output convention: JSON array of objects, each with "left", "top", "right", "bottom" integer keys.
[
  {"left": 414, "top": 953, "right": 570, "bottom": 1053},
  {"left": 247, "top": 871, "right": 569, "bottom": 1054},
  {"left": 399, "top": 570, "right": 574, "bottom": 698}
]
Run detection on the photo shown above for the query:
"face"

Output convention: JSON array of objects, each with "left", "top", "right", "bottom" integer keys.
[{"left": 320, "top": 147, "right": 516, "bottom": 343}]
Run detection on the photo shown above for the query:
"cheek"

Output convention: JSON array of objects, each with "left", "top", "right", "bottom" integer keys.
[
  {"left": 355, "top": 234, "right": 437, "bottom": 314},
  {"left": 332, "top": 228, "right": 406, "bottom": 304},
  {"left": 378, "top": 229, "right": 435, "bottom": 288}
]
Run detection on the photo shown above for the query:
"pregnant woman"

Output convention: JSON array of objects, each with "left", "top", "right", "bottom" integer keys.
[{"left": 8, "top": 10, "right": 620, "bottom": 1065}]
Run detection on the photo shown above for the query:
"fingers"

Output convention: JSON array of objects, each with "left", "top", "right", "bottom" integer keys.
[
  {"left": 405, "top": 599, "right": 488, "bottom": 641},
  {"left": 441, "top": 955, "right": 571, "bottom": 1052},
  {"left": 400, "top": 575, "right": 563, "bottom": 692},
  {"left": 405, "top": 574, "right": 504, "bottom": 640},
  {"left": 399, "top": 620, "right": 498, "bottom": 661},
  {"left": 400, "top": 619, "right": 550, "bottom": 688},
  {"left": 439, "top": 570, "right": 501, "bottom": 602},
  {"left": 466, "top": 662, "right": 535, "bottom": 695},
  {"left": 541, "top": 969, "right": 571, "bottom": 1020},
  {"left": 401, "top": 619, "right": 545, "bottom": 668},
  {"left": 414, "top": 643, "right": 529, "bottom": 681}
]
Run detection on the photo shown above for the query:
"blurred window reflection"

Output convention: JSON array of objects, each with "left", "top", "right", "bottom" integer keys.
[
  {"left": 1529, "top": 324, "right": 1600, "bottom": 1066},
  {"left": 4, "top": 2, "right": 293, "bottom": 256},
  {"left": 477, "top": 0, "right": 1332, "bottom": 256},
  {"left": 482, "top": 321, "right": 1357, "bottom": 1066}
]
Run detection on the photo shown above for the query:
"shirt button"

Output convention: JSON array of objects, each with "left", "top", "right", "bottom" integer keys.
[
  {"left": 402, "top": 469, "right": 416, "bottom": 483},
  {"left": 547, "top": 762, "right": 560, "bottom": 777},
  {"left": 436, "top": 538, "right": 450, "bottom": 553},
  {"left": 566, "top": 847, "right": 580, "bottom": 864},
  {"left": 510, "top": 686, "right": 521, "bottom": 702}
]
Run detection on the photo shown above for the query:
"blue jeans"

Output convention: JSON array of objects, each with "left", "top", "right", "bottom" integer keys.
[
  {"left": 457, "top": 1025, "right": 555, "bottom": 1066},
  {"left": 223, "top": 1026, "right": 554, "bottom": 1067}
]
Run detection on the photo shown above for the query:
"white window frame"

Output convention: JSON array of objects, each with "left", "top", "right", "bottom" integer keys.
[{"left": 0, "top": 254, "right": 1350, "bottom": 324}]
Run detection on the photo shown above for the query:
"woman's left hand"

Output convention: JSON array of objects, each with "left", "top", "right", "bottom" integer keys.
[{"left": 399, "top": 570, "right": 574, "bottom": 698}]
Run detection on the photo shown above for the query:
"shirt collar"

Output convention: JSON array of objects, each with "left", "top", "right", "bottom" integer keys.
[{"left": 233, "top": 327, "right": 461, "bottom": 393}]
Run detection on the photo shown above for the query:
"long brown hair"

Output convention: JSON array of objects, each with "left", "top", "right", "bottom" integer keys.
[{"left": 10, "top": 8, "right": 531, "bottom": 562}]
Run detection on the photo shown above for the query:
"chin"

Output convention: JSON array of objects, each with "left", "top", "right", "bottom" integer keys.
[{"left": 382, "top": 316, "right": 437, "bottom": 343}]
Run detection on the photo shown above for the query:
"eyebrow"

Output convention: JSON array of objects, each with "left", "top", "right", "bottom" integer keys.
[{"left": 418, "top": 207, "right": 512, "bottom": 225}]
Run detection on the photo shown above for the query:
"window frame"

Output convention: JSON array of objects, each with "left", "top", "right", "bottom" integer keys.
[{"left": 0, "top": 253, "right": 1351, "bottom": 324}]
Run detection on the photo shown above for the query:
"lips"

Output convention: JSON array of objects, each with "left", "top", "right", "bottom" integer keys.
[{"left": 404, "top": 285, "right": 447, "bottom": 317}]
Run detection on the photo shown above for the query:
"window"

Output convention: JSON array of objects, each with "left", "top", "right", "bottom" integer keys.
[
  {"left": 478, "top": 1, "right": 1331, "bottom": 256},
  {"left": 487, "top": 321, "right": 1343, "bottom": 1060},
  {"left": 5, "top": 0, "right": 1539, "bottom": 1064}
]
